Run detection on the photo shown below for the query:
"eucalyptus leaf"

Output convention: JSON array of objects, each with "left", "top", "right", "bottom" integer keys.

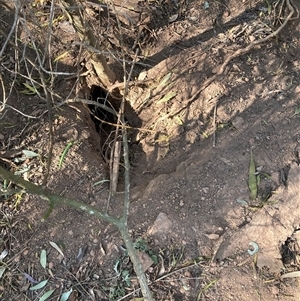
[
  {"left": 40, "top": 249, "right": 47, "bottom": 269},
  {"left": 157, "top": 91, "right": 177, "bottom": 104},
  {"left": 236, "top": 199, "right": 248, "bottom": 206},
  {"left": 158, "top": 72, "right": 172, "bottom": 88},
  {"left": 22, "top": 150, "right": 39, "bottom": 158},
  {"left": 60, "top": 288, "right": 73, "bottom": 301},
  {"left": 24, "top": 272, "right": 39, "bottom": 284},
  {"left": 39, "top": 289, "right": 55, "bottom": 301},
  {"left": 114, "top": 259, "right": 120, "bottom": 275},
  {"left": 0, "top": 266, "right": 6, "bottom": 279},
  {"left": 30, "top": 279, "right": 48, "bottom": 291},
  {"left": 0, "top": 249, "right": 8, "bottom": 261},
  {"left": 294, "top": 106, "right": 300, "bottom": 115},
  {"left": 54, "top": 51, "right": 69, "bottom": 62},
  {"left": 49, "top": 241, "right": 64, "bottom": 257}
]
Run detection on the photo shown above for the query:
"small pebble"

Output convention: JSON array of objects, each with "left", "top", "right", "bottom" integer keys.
[{"left": 232, "top": 116, "right": 245, "bottom": 128}]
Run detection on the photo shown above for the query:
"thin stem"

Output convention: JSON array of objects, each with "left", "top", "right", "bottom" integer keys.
[
  {"left": 0, "top": 166, "right": 121, "bottom": 227},
  {"left": 118, "top": 226, "right": 154, "bottom": 301},
  {"left": 0, "top": 0, "right": 19, "bottom": 58},
  {"left": 121, "top": 48, "right": 139, "bottom": 224}
]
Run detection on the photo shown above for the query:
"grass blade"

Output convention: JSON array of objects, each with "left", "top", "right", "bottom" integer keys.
[
  {"left": 197, "top": 279, "right": 217, "bottom": 300},
  {"left": 59, "top": 141, "right": 75, "bottom": 169},
  {"left": 248, "top": 149, "right": 257, "bottom": 200},
  {"left": 54, "top": 51, "right": 69, "bottom": 62},
  {"left": 157, "top": 91, "right": 177, "bottom": 104},
  {"left": 157, "top": 72, "right": 172, "bottom": 88}
]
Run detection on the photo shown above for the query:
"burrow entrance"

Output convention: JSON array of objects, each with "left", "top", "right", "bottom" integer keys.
[{"left": 88, "top": 85, "right": 143, "bottom": 167}]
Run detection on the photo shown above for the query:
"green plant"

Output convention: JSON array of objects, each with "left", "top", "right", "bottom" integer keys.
[{"left": 134, "top": 238, "right": 158, "bottom": 264}]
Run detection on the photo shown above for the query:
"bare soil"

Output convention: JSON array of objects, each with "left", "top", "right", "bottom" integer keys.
[{"left": 1, "top": 0, "right": 300, "bottom": 300}]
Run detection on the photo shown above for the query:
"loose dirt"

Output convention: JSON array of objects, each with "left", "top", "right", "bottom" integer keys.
[{"left": 1, "top": 0, "right": 300, "bottom": 300}]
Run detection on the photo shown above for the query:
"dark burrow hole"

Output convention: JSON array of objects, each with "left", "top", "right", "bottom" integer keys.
[
  {"left": 281, "top": 235, "right": 300, "bottom": 266},
  {"left": 89, "top": 85, "right": 142, "bottom": 165},
  {"left": 89, "top": 85, "right": 118, "bottom": 157}
]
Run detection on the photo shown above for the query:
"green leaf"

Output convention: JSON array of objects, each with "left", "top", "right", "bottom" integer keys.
[
  {"left": 0, "top": 249, "right": 8, "bottom": 261},
  {"left": 60, "top": 288, "right": 73, "bottom": 301},
  {"left": 59, "top": 141, "right": 75, "bottom": 169},
  {"left": 20, "top": 83, "right": 38, "bottom": 95},
  {"left": 121, "top": 270, "right": 131, "bottom": 286},
  {"left": 30, "top": 279, "right": 48, "bottom": 291},
  {"left": 14, "top": 166, "right": 30, "bottom": 175},
  {"left": 39, "top": 289, "right": 55, "bottom": 301},
  {"left": 22, "top": 150, "right": 39, "bottom": 158},
  {"left": 248, "top": 149, "right": 257, "bottom": 200},
  {"left": 236, "top": 199, "right": 248, "bottom": 206},
  {"left": 158, "top": 72, "right": 172, "bottom": 87},
  {"left": 197, "top": 279, "right": 217, "bottom": 300},
  {"left": 157, "top": 91, "right": 177, "bottom": 104},
  {"left": 294, "top": 106, "right": 300, "bottom": 115},
  {"left": 40, "top": 249, "right": 47, "bottom": 269},
  {"left": 150, "top": 254, "right": 158, "bottom": 264},
  {"left": 0, "top": 266, "right": 6, "bottom": 279},
  {"left": 114, "top": 259, "right": 120, "bottom": 275},
  {"left": 54, "top": 51, "right": 69, "bottom": 63}
]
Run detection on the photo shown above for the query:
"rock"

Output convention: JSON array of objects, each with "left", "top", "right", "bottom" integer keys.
[
  {"left": 136, "top": 250, "right": 154, "bottom": 272},
  {"left": 232, "top": 116, "right": 244, "bottom": 128},
  {"left": 204, "top": 233, "right": 220, "bottom": 240},
  {"left": 148, "top": 212, "right": 172, "bottom": 236}
]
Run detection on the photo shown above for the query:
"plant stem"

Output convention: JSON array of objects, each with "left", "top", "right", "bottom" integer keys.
[
  {"left": 0, "top": 165, "right": 120, "bottom": 225},
  {"left": 0, "top": 166, "right": 154, "bottom": 300},
  {"left": 118, "top": 226, "right": 154, "bottom": 301}
]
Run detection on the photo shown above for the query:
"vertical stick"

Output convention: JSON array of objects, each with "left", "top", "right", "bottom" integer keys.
[{"left": 213, "top": 101, "right": 217, "bottom": 148}]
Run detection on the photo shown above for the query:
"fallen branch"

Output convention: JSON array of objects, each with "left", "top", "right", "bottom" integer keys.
[{"left": 0, "top": 165, "right": 154, "bottom": 300}]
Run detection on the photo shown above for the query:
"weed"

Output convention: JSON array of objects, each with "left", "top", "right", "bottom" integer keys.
[
  {"left": 134, "top": 238, "right": 158, "bottom": 264},
  {"left": 248, "top": 148, "right": 258, "bottom": 200},
  {"left": 58, "top": 140, "right": 78, "bottom": 169},
  {"left": 197, "top": 279, "right": 217, "bottom": 300}
]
